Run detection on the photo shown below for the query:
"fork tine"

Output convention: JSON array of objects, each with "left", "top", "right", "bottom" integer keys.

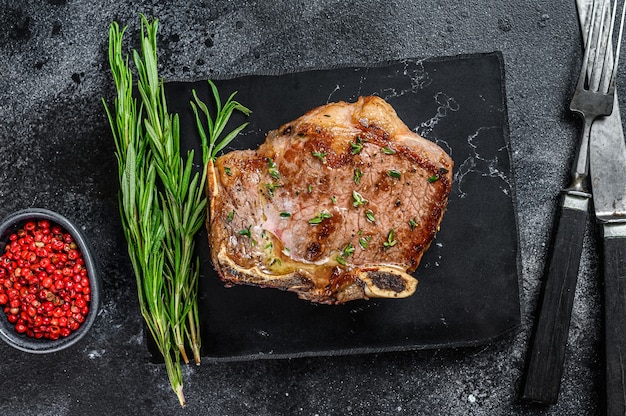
[
  {"left": 593, "top": 0, "right": 608, "bottom": 87},
  {"left": 580, "top": 0, "right": 601, "bottom": 90},
  {"left": 598, "top": 0, "right": 615, "bottom": 92},
  {"left": 609, "top": 0, "right": 626, "bottom": 92}
]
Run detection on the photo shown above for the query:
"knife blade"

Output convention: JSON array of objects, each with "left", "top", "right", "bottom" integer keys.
[
  {"left": 590, "top": 101, "right": 626, "bottom": 223},
  {"left": 579, "top": 0, "right": 626, "bottom": 415}
]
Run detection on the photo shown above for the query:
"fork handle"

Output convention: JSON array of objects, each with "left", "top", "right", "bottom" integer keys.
[
  {"left": 602, "top": 223, "right": 626, "bottom": 416},
  {"left": 521, "top": 191, "right": 590, "bottom": 404}
]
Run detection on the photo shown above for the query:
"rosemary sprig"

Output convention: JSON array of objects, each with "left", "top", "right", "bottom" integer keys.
[
  {"left": 134, "top": 16, "right": 205, "bottom": 368},
  {"left": 189, "top": 79, "right": 251, "bottom": 250},
  {"left": 190, "top": 80, "right": 251, "bottom": 162},
  {"left": 103, "top": 18, "right": 185, "bottom": 407},
  {"left": 103, "top": 15, "right": 251, "bottom": 408}
]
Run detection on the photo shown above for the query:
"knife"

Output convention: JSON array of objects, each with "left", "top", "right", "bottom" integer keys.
[
  {"left": 591, "top": 101, "right": 626, "bottom": 416},
  {"left": 580, "top": 0, "right": 626, "bottom": 415},
  {"left": 589, "top": 41, "right": 626, "bottom": 416}
]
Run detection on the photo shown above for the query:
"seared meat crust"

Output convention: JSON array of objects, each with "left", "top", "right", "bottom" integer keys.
[{"left": 208, "top": 96, "right": 453, "bottom": 304}]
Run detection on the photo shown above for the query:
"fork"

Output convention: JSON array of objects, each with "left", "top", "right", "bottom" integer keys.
[
  {"left": 569, "top": 0, "right": 624, "bottom": 193},
  {"left": 522, "top": 0, "right": 626, "bottom": 404}
]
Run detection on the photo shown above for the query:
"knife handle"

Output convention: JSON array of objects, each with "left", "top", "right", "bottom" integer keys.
[
  {"left": 521, "top": 192, "right": 590, "bottom": 404},
  {"left": 602, "top": 223, "right": 626, "bottom": 416}
]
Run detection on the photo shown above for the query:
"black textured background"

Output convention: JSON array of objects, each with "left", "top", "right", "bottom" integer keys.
[{"left": 0, "top": 1, "right": 613, "bottom": 415}]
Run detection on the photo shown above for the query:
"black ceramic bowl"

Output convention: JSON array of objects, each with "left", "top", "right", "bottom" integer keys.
[{"left": 0, "top": 208, "right": 100, "bottom": 353}]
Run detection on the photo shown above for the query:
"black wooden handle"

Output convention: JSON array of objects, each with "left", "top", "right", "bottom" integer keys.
[
  {"left": 521, "top": 193, "right": 590, "bottom": 404},
  {"left": 602, "top": 226, "right": 626, "bottom": 416}
]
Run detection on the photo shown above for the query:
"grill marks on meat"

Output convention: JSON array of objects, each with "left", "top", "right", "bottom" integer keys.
[{"left": 207, "top": 96, "right": 453, "bottom": 304}]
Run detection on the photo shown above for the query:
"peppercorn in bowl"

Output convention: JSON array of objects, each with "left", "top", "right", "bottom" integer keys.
[{"left": 0, "top": 208, "right": 100, "bottom": 353}]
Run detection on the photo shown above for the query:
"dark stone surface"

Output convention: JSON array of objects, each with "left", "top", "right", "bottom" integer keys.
[{"left": 0, "top": 0, "right": 615, "bottom": 415}]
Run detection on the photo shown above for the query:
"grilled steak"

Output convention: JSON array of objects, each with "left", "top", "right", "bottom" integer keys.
[{"left": 207, "top": 96, "right": 453, "bottom": 304}]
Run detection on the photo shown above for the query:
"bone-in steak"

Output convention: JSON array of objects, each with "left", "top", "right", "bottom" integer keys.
[{"left": 207, "top": 96, "right": 453, "bottom": 304}]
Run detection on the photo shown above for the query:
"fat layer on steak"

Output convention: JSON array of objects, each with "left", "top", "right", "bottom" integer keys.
[{"left": 207, "top": 96, "right": 453, "bottom": 304}]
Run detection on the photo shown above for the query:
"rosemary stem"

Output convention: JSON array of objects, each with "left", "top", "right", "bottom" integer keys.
[{"left": 104, "top": 16, "right": 187, "bottom": 407}]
